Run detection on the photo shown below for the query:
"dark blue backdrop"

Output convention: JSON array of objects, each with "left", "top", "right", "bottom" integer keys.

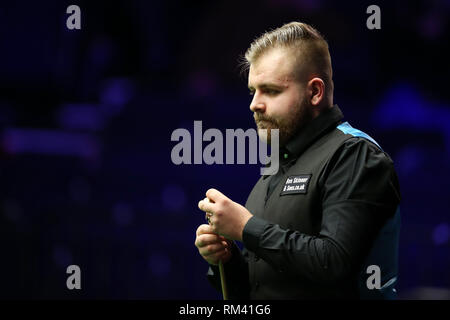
[{"left": 0, "top": 0, "right": 449, "bottom": 299}]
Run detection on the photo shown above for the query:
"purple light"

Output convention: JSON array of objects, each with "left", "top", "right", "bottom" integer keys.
[
  {"left": 432, "top": 223, "right": 449, "bottom": 245},
  {"left": 59, "top": 103, "right": 105, "bottom": 131},
  {"left": 2, "top": 128, "right": 100, "bottom": 160},
  {"left": 112, "top": 203, "right": 134, "bottom": 226},
  {"left": 161, "top": 184, "right": 187, "bottom": 212},
  {"left": 89, "top": 36, "right": 114, "bottom": 68},
  {"left": 100, "top": 78, "right": 135, "bottom": 115},
  {"left": 419, "top": 10, "right": 445, "bottom": 40},
  {"left": 148, "top": 252, "right": 171, "bottom": 277},
  {"left": 52, "top": 244, "right": 73, "bottom": 268},
  {"left": 394, "top": 146, "right": 424, "bottom": 177},
  {"left": 373, "top": 83, "right": 450, "bottom": 131},
  {"left": 188, "top": 71, "right": 217, "bottom": 98}
]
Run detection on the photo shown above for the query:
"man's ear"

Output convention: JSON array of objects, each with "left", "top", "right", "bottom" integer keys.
[{"left": 307, "top": 77, "right": 325, "bottom": 106}]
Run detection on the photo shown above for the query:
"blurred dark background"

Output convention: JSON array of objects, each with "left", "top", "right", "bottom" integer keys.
[{"left": 0, "top": 0, "right": 449, "bottom": 299}]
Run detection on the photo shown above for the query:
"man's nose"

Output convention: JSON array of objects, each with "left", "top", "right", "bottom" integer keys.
[{"left": 250, "top": 94, "right": 266, "bottom": 113}]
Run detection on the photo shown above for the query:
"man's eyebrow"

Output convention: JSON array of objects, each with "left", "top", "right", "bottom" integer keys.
[{"left": 248, "top": 83, "right": 284, "bottom": 90}]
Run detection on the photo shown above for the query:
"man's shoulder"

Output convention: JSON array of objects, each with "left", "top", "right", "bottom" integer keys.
[
  {"left": 321, "top": 125, "right": 398, "bottom": 185},
  {"left": 321, "top": 129, "right": 401, "bottom": 205},
  {"left": 330, "top": 134, "right": 395, "bottom": 171},
  {"left": 335, "top": 121, "right": 382, "bottom": 150},
  {"left": 329, "top": 121, "right": 395, "bottom": 163}
]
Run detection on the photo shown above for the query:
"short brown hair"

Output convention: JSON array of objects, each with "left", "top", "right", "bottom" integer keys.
[{"left": 243, "top": 22, "right": 334, "bottom": 97}]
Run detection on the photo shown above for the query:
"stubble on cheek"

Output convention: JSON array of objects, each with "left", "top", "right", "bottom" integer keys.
[{"left": 253, "top": 98, "right": 310, "bottom": 146}]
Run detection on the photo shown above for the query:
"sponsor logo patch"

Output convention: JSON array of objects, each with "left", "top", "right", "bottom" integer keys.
[{"left": 280, "top": 174, "right": 312, "bottom": 195}]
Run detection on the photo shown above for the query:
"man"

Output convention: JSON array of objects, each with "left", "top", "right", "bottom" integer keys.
[{"left": 195, "top": 22, "right": 401, "bottom": 299}]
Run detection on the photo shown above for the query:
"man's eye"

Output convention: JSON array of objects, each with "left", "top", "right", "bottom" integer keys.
[
  {"left": 265, "top": 89, "right": 279, "bottom": 95},
  {"left": 249, "top": 91, "right": 255, "bottom": 96}
]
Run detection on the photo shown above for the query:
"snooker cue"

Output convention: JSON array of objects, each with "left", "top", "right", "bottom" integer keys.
[{"left": 219, "top": 259, "right": 228, "bottom": 300}]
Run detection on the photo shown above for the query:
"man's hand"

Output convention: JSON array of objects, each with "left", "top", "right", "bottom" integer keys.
[
  {"left": 198, "top": 188, "right": 253, "bottom": 241},
  {"left": 195, "top": 224, "right": 232, "bottom": 265}
]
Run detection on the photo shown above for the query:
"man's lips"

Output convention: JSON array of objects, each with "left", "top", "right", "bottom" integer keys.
[{"left": 256, "top": 119, "right": 274, "bottom": 127}]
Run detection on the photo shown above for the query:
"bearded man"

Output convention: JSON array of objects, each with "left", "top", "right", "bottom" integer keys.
[{"left": 195, "top": 22, "right": 401, "bottom": 299}]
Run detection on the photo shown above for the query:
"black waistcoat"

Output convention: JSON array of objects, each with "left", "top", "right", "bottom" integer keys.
[{"left": 243, "top": 106, "right": 400, "bottom": 299}]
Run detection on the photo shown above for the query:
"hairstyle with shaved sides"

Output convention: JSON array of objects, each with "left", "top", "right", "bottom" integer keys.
[{"left": 243, "top": 22, "right": 334, "bottom": 100}]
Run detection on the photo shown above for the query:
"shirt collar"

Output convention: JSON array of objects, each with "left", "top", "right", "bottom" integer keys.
[{"left": 264, "top": 105, "right": 344, "bottom": 178}]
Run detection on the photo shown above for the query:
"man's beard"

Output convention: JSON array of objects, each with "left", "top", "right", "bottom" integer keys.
[{"left": 254, "top": 97, "right": 313, "bottom": 147}]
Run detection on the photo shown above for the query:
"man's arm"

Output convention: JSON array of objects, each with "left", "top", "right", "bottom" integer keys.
[{"left": 242, "top": 138, "right": 401, "bottom": 284}]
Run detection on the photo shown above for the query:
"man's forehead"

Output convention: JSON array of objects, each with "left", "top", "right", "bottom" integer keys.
[{"left": 248, "top": 48, "right": 296, "bottom": 87}]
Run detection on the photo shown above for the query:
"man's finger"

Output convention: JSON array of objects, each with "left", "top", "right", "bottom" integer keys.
[
  {"left": 199, "top": 243, "right": 227, "bottom": 257},
  {"left": 205, "top": 188, "right": 224, "bottom": 203},
  {"left": 210, "top": 248, "right": 231, "bottom": 265},
  {"left": 218, "top": 235, "right": 229, "bottom": 242},
  {"left": 196, "top": 224, "right": 215, "bottom": 236},
  {"left": 216, "top": 249, "right": 230, "bottom": 263},
  {"left": 198, "top": 198, "right": 215, "bottom": 213},
  {"left": 195, "top": 233, "right": 223, "bottom": 248}
]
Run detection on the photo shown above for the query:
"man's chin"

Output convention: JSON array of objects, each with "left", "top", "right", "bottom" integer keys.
[
  {"left": 257, "top": 127, "right": 280, "bottom": 145},
  {"left": 257, "top": 128, "right": 269, "bottom": 144}
]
